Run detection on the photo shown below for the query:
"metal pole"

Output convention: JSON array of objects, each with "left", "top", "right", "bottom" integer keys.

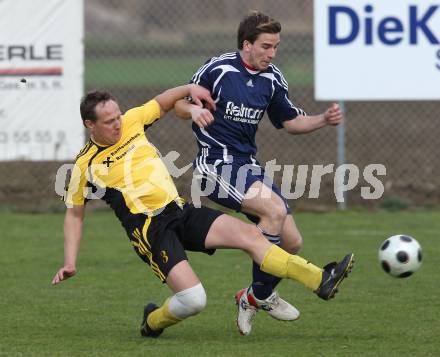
[{"left": 337, "top": 100, "right": 346, "bottom": 209}]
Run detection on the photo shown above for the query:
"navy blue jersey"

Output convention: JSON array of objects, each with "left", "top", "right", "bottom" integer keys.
[{"left": 190, "top": 51, "right": 305, "bottom": 159}]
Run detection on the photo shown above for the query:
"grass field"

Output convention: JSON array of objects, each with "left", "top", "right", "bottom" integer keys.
[
  {"left": 85, "top": 57, "right": 313, "bottom": 88},
  {"left": 1, "top": 210, "right": 439, "bottom": 356}
]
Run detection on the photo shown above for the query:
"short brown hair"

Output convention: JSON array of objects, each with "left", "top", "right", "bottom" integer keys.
[
  {"left": 237, "top": 11, "right": 281, "bottom": 49},
  {"left": 80, "top": 90, "right": 115, "bottom": 123}
]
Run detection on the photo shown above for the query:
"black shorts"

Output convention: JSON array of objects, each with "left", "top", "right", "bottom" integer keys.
[{"left": 128, "top": 201, "right": 223, "bottom": 282}]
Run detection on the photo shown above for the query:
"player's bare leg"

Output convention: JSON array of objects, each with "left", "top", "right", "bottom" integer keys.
[
  {"left": 242, "top": 181, "right": 287, "bottom": 236},
  {"left": 204, "top": 214, "right": 354, "bottom": 301},
  {"left": 236, "top": 181, "right": 300, "bottom": 334},
  {"left": 141, "top": 214, "right": 354, "bottom": 338},
  {"left": 280, "top": 215, "right": 303, "bottom": 254},
  {"left": 140, "top": 261, "right": 207, "bottom": 338}
]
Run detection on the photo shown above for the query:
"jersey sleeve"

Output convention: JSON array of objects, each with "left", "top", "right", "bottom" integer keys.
[
  {"left": 190, "top": 57, "right": 215, "bottom": 90},
  {"left": 64, "top": 162, "right": 87, "bottom": 207},
  {"left": 123, "top": 99, "right": 161, "bottom": 126},
  {"left": 267, "top": 77, "right": 306, "bottom": 129}
]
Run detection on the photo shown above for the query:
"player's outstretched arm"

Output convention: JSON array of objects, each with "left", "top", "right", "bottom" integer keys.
[
  {"left": 51, "top": 205, "right": 85, "bottom": 285},
  {"left": 282, "top": 103, "right": 343, "bottom": 134},
  {"left": 174, "top": 98, "right": 214, "bottom": 128},
  {"left": 154, "top": 84, "right": 215, "bottom": 117}
]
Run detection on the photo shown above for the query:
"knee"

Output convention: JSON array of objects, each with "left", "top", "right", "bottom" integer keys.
[
  {"left": 261, "top": 202, "right": 287, "bottom": 227},
  {"left": 282, "top": 234, "right": 303, "bottom": 254},
  {"left": 171, "top": 283, "right": 207, "bottom": 317},
  {"left": 186, "top": 288, "right": 207, "bottom": 315}
]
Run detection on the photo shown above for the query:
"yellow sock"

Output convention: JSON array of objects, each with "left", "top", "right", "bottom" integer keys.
[
  {"left": 260, "top": 245, "right": 323, "bottom": 291},
  {"left": 147, "top": 298, "right": 182, "bottom": 330}
]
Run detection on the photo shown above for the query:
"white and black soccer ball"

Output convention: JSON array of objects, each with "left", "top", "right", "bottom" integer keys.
[{"left": 378, "top": 235, "right": 422, "bottom": 278}]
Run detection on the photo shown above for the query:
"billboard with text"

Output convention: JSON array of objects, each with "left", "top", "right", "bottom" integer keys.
[
  {"left": 314, "top": 0, "right": 440, "bottom": 100},
  {"left": 0, "top": 0, "right": 84, "bottom": 160}
]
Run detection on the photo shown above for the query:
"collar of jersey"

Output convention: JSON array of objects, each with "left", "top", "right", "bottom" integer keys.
[
  {"left": 90, "top": 137, "right": 112, "bottom": 149},
  {"left": 237, "top": 52, "right": 262, "bottom": 75}
]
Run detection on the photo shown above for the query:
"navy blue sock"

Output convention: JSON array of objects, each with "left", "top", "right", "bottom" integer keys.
[
  {"left": 251, "top": 261, "right": 276, "bottom": 300},
  {"left": 251, "top": 229, "right": 282, "bottom": 300},
  {"left": 271, "top": 276, "right": 282, "bottom": 291}
]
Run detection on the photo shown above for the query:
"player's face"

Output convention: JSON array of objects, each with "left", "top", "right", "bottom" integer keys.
[
  {"left": 247, "top": 33, "right": 280, "bottom": 70},
  {"left": 87, "top": 100, "right": 122, "bottom": 146}
]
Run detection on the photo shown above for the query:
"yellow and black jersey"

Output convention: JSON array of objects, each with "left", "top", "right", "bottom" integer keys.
[{"left": 65, "top": 99, "right": 181, "bottom": 226}]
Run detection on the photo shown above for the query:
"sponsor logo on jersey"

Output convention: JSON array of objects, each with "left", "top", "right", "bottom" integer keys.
[{"left": 225, "top": 101, "right": 264, "bottom": 124}]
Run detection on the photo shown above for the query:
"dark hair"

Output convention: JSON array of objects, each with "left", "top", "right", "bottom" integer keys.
[
  {"left": 237, "top": 11, "right": 281, "bottom": 49},
  {"left": 80, "top": 90, "right": 115, "bottom": 123}
]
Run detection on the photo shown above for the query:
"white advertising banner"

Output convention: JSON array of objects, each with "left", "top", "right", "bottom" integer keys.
[
  {"left": 314, "top": 0, "right": 440, "bottom": 100},
  {"left": 0, "top": 0, "right": 84, "bottom": 160}
]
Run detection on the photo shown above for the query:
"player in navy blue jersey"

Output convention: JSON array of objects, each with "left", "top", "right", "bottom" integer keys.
[{"left": 175, "top": 11, "right": 343, "bottom": 335}]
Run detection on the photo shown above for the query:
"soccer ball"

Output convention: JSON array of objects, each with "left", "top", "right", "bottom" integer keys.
[{"left": 378, "top": 235, "right": 422, "bottom": 278}]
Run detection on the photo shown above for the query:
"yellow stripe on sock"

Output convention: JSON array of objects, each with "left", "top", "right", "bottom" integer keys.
[
  {"left": 147, "top": 298, "right": 183, "bottom": 331},
  {"left": 260, "top": 245, "right": 323, "bottom": 291}
]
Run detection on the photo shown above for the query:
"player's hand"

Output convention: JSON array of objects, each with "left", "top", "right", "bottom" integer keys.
[
  {"left": 190, "top": 106, "right": 214, "bottom": 128},
  {"left": 189, "top": 84, "right": 216, "bottom": 111},
  {"left": 324, "top": 103, "right": 343, "bottom": 126},
  {"left": 51, "top": 265, "right": 76, "bottom": 285}
]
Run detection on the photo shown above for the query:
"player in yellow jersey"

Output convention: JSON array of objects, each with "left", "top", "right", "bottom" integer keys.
[{"left": 51, "top": 84, "right": 354, "bottom": 338}]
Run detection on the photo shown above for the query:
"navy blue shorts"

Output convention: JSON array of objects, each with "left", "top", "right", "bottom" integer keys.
[{"left": 194, "top": 155, "right": 292, "bottom": 224}]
